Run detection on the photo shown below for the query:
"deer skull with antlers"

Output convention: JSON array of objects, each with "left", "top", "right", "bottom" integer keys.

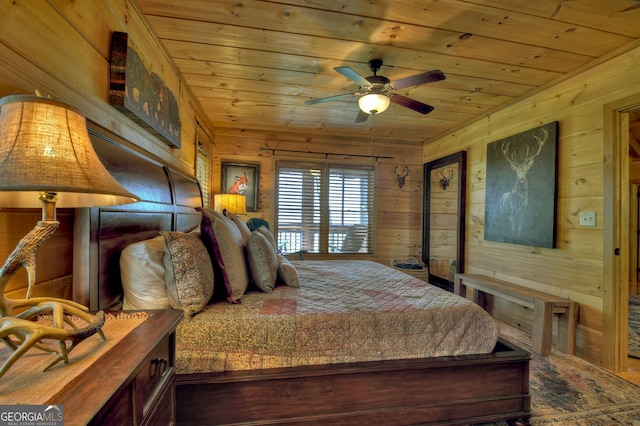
[
  {"left": 439, "top": 168, "right": 456, "bottom": 190},
  {"left": 394, "top": 166, "right": 409, "bottom": 188}
]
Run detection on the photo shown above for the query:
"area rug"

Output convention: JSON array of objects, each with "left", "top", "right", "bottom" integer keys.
[
  {"left": 629, "top": 295, "right": 640, "bottom": 359},
  {"left": 479, "top": 322, "right": 640, "bottom": 425}
]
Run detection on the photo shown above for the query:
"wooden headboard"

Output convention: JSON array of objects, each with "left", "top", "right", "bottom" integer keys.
[{"left": 73, "top": 123, "right": 203, "bottom": 311}]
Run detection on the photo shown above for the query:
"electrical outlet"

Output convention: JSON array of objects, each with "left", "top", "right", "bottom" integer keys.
[{"left": 580, "top": 211, "right": 596, "bottom": 227}]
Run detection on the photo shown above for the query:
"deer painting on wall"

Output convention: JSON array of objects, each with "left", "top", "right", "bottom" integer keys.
[
  {"left": 484, "top": 122, "right": 558, "bottom": 248},
  {"left": 500, "top": 127, "right": 548, "bottom": 236}
]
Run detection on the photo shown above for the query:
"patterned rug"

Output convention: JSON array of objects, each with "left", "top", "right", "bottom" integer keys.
[
  {"left": 629, "top": 295, "right": 640, "bottom": 359},
  {"left": 478, "top": 322, "right": 640, "bottom": 425}
]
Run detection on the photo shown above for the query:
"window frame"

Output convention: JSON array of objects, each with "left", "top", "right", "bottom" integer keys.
[
  {"left": 275, "top": 160, "right": 375, "bottom": 255},
  {"left": 196, "top": 142, "right": 211, "bottom": 207}
]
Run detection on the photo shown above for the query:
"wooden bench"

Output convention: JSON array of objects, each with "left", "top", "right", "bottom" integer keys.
[{"left": 454, "top": 273, "right": 578, "bottom": 355}]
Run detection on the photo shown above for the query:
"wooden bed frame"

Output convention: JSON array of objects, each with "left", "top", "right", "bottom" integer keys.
[{"left": 80, "top": 123, "right": 532, "bottom": 426}]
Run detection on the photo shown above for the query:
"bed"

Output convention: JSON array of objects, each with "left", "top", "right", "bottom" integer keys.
[{"left": 79, "top": 123, "right": 531, "bottom": 426}]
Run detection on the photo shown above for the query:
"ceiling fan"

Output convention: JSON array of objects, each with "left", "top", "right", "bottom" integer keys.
[{"left": 305, "top": 59, "right": 445, "bottom": 123}]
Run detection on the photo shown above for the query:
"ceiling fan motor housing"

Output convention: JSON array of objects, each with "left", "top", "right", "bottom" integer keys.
[
  {"left": 365, "top": 75, "right": 390, "bottom": 86},
  {"left": 364, "top": 59, "right": 390, "bottom": 91},
  {"left": 362, "top": 76, "right": 390, "bottom": 94}
]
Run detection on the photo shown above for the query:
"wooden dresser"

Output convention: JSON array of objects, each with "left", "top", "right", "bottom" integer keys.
[{"left": 46, "top": 309, "right": 183, "bottom": 426}]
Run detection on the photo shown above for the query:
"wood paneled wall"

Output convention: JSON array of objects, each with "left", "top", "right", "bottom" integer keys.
[
  {"left": 210, "top": 127, "right": 425, "bottom": 265},
  {"left": 424, "top": 42, "right": 640, "bottom": 365},
  {"left": 0, "top": 1, "right": 214, "bottom": 301}
]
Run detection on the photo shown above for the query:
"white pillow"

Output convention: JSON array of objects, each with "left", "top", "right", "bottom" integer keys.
[
  {"left": 120, "top": 236, "right": 171, "bottom": 310},
  {"left": 277, "top": 254, "right": 300, "bottom": 288}
]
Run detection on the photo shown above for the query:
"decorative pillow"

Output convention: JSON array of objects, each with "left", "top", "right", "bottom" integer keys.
[
  {"left": 160, "top": 231, "right": 214, "bottom": 317},
  {"left": 246, "top": 231, "right": 278, "bottom": 293},
  {"left": 229, "top": 214, "right": 251, "bottom": 244},
  {"left": 120, "top": 236, "right": 171, "bottom": 310},
  {"left": 276, "top": 254, "right": 300, "bottom": 288},
  {"left": 197, "top": 207, "right": 249, "bottom": 303},
  {"left": 257, "top": 226, "right": 277, "bottom": 251}
]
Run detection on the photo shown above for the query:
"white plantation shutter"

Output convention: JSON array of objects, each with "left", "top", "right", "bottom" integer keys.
[
  {"left": 196, "top": 146, "right": 211, "bottom": 207},
  {"left": 328, "top": 167, "right": 373, "bottom": 252},
  {"left": 276, "top": 161, "right": 374, "bottom": 254}
]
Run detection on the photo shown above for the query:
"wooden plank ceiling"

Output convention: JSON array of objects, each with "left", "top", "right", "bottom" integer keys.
[{"left": 136, "top": 0, "right": 640, "bottom": 145}]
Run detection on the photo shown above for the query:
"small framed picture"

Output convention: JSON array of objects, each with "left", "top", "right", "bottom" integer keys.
[{"left": 221, "top": 162, "right": 259, "bottom": 212}]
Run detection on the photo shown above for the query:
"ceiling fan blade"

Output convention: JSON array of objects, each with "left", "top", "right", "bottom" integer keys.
[
  {"left": 305, "top": 93, "right": 354, "bottom": 105},
  {"left": 390, "top": 94, "right": 435, "bottom": 114},
  {"left": 334, "top": 67, "right": 372, "bottom": 88},
  {"left": 390, "top": 69, "right": 445, "bottom": 90},
  {"left": 355, "top": 109, "right": 369, "bottom": 123}
]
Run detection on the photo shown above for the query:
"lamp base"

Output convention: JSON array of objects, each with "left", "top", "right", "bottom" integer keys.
[
  {"left": 0, "top": 220, "right": 58, "bottom": 303},
  {"left": 0, "top": 219, "right": 105, "bottom": 379}
]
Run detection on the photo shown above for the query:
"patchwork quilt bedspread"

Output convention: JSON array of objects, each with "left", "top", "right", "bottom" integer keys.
[{"left": 175, "top": 260, "right": 499, "bottom": 374}]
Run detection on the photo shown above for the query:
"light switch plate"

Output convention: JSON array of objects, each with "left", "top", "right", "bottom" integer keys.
[{"left": 580, "top": 211, "right": 596, "bottom": 227}]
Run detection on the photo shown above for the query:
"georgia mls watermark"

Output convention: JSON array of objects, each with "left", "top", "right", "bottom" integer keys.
[{"left": 0, "top": 405, "right": 64, "bottom": 426}]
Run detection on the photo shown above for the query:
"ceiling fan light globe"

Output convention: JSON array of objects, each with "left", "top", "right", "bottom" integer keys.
[{"left": 358, "top": 94, "right": 390, "bottom": 115}]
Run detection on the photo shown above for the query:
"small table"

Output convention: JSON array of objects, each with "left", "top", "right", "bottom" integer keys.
[{"left": 42, "top": 309, "right": 182, "bottom": 425}]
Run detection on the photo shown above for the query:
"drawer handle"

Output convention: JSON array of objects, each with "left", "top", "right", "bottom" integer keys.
[{"left": 150, "top": 357, "right": 168, "bottom": 379}]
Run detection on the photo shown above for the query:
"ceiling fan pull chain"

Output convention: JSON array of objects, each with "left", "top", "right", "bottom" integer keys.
[{"left": 370, "top": 114, "right": 376, "bottom": 159}]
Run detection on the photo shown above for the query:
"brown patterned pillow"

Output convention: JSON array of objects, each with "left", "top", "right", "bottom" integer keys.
[
  {"left": 197, "top": 207, "right": 249, "bottom": 303},
  {"left": 246, "top": 231, "right": 278, "bottom": 293},
  {"left": 160, "top": 231, "right": 214, "bottom": 317}
]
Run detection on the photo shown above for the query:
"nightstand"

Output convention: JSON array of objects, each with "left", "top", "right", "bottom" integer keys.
[{"left": 48, "top": 309, "right": 183, "bottom": 425}]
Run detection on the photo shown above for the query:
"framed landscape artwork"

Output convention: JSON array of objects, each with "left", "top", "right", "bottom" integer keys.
[
  {"left": 109, "top": 32, "right": 181, "bottom": 148},
  {"left": 484, "top": 121, "right": 559, "bottom": 248},
  {"left": 221, "top": 162, "right": 259, "bottom": 212}
]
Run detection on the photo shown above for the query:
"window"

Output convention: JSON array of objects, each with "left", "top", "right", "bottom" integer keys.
[
  {"left": 196, "top": 144, "right": 211, "bottom": 207},
  {"left": 276, "top": 161, "right": 374, "bottom": 254}
]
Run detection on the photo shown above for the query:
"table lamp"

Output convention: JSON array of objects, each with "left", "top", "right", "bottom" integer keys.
[
  {"left": 0, "top": 94, "right": 139, "bottom": 379},
  {"left": 214, "top": 193, "right": 247, "bottom": 216}
]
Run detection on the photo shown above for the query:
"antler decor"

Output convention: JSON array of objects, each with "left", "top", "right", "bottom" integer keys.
[
  {"left": 439, "top": 168, "right": 456, "bottom": 190},
  {"left": 0, "top": 219, "right": 106, "bottom": 379},
  {"left": 393, "top": 166, "right": 409, "bottom": 188},
  {"left": 0, "top": 94, "right": 138, "bottom": 379}
]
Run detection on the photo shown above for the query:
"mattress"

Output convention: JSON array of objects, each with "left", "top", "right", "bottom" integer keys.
[{"left": 175, "top": 260, "right": 499, "bottom": 374}]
